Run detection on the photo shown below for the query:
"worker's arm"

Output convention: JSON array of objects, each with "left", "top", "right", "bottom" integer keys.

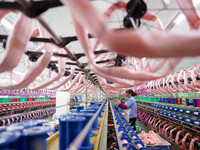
[
  {"left": 118, "top": 103, "right": 129, "bottom": 109},
  {"left": 115, "top": 99, "right": 129, "bottom": 109}
]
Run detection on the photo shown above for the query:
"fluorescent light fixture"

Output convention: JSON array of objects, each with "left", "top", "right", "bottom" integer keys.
[
  {"left": 193, "top": 0, "right": 200, "bottom": 6},
  {"left": 174, "top": 14, "right": 185, "bottom": 25},
  {"left": 1, "top": 17, "right": 13, "bottom": 30},
  {"left": 134, "top": 58, "right": 140, "bottom": 71},
  {"left": 142, "top": 57, "right": 146, "bottom": 62},
  {"left": 174, "top": 1, "right": 200, "bottom": 25},
  {"left": 51, "top": 56, "right": 57, "bottom": 61},
  {"left": 163, "top": 0, "right": 170, "bottom": 5},
  {"left": 13, "top": 71, "right": 24, "bottom": 76},
  {"left": 142, "top": 57, "right": 147, "bottom": 66}
]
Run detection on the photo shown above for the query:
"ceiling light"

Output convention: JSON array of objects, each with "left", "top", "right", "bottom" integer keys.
[
  {"left": 163, "top": 0, "right": 170, "bottom": 5},
  {"left": 193, "top": 0, "right": 200, "bottom": 6},
  {"left": 13, "top": 71, "right": 24, "bottom": 76},
  {"left": 51, "top": 56, "right": 57, "bottom": 61},
  {"left": 174, "top": 14, "right": 185, "bottom": 25},
  {"left": 142, "top": 57, "right": 146, "bottom": 61},
  {"left": 1, "top": 17, "right": 14, "bottom": 30}
]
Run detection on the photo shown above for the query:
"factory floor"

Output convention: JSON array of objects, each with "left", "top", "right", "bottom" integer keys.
[{"left": 137, "top": 120, "right": 179, "bottom": 150}]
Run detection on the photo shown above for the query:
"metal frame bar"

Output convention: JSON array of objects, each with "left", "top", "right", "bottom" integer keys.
[
  {"left": 109, "top": 101, "right": 125, "bottom": 150},
  {"left": 98, "top": 102, "right": 108, "bottom": 150}
]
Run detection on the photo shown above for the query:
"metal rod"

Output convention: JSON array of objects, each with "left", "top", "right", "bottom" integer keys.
[
  {"left": 0, "top": 35, "right": 93, "bottom": 47},
  {"left": 0, "top": 1, "right": 62, "bottom": 11},
  {"left": 0, "top": 2, "right": 21, "bottom": 10},
  {"left": 85, "top": 71, "right": 88, "bottom": 109},
  {"left": 99, "top": 102, "right": 108, "bottom": 150},
  {"left": 25, "top": 49, "right": 109, "bottom": 59},
  {"left": 109, "top": 101, "right": 125, "bottom": 150}
]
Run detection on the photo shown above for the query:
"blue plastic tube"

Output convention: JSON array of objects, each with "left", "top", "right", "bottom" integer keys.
[
  {"left": 79, "top": 110, "right": 99, "bottom": 132},
  {"left": 73, "top": 105, "right": 84, "bottom": 112},
  {"left": 75, "top": 113, "right": 94, "bottom": 149},
  {"left": 6, "top": 122, "right": 27, "bottom": 150},
  {"left": 74, "top": 112, "right": 96, "bottom": 137},
  {"left": 89, "top": 102, "right": 96, "bottom": 106},
  {"left": 186, "top": 99, "right": 190, "bottom": 106},
  {"left": 0, "top": 131, "right": 21, "bottom": 150},
  {"left": 193, "top": 99, "right": 198, "bottom": 107},
  {"left": 86, "top": 107, "right": 101, "bottom": 127},
  {"left": 59, "top": 115, "right": 85, "bottom": 150},
  {"left": 23, "top": 126, "right": 54, "bottom": 150}
]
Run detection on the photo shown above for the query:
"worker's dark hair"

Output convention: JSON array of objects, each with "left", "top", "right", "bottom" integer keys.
[{"left": 126, "top": 89, "right": 137, "bottom": 96}]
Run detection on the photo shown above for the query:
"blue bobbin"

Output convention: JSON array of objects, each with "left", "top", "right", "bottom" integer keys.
[
  {"left": 87, "top": 106, "right": 101, "bottom": 122},
  {"left": 6, "top": 124, "right": 25, "bottom": 132},
  {"left": 70, "top": 109, "right": 77, "bottom": 113},
  {"left": 22, "top": 126, "right": 54, "bottom": 150},
  {"left": 13, "top": 120, "right": 37, "bottom": 129},
  {"left": 86, "top": 108, "right": 100, "bottom": 128},
  {"left": 193, "top": 111, "right": 200, "bottom": 117},
  {"left": 59, "top": 115, "right": 86, "bottom": 150},
  {"left": 80, "top": 109, "right": 96, "bottom": 113},
  {"left": 6, "top": 120, "right": 39, "bottom": 150},
  {"left": 75, "top": 113, "right": 94, "bottom": 149},
  {"left": 0, "top": 131, "right": 21, "bottom": 150},
  {"left": 74, "top": 105, "right": 84, "bottom": 112},
  {"left": 79, "top": 110, "right": 97, "bottom": 135},
  {"left": 88, "top": 105, "right": 99, "bottom": 109},
  {"left": 89, "top": 102, "right": 96, "bottom": 106},
  {"left": 122, "top": 143, "right": 136, "bottom": 150},
  {"left": 73, "top": 112, "right": 96, "bottom": 137},
  {"left": 193, "top": 120, "right": 200, "bottom": 126},
  {"left": 34, "top": 119, "right": 49, "bottom": 126},
  {"left": 6, "top": 122, "right": 29, "bottom": 150},
  {"left": 0, "top": 126, "right": 5, "bottom": 132},
  {"left": 96, "top": 103, "right": 104, "bottom": 116},
  {"left": 121, "top": 133, "right": 132, "bottom": 143}
]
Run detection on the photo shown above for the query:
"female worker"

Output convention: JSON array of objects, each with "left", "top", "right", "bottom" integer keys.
[{"left": 115, "top": 89, "right": 137, "bottom": 130}]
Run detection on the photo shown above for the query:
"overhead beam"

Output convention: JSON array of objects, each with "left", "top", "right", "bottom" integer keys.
[{"left": 0, "top": 34, "right": 93, "bottom": 47}]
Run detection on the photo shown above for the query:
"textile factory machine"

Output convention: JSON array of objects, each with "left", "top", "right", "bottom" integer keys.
[
  {"left": 0, "top": 90, "right": 56, "bottom": 127},
  {"left": 137, "top": 99, "right": 200, "bottom": 150},
  {"left": 108, "top": 102, "right": 148, "bottom": 150},
  {"left": 108, "top": 101, "right": 172, "bottom": 150}
]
